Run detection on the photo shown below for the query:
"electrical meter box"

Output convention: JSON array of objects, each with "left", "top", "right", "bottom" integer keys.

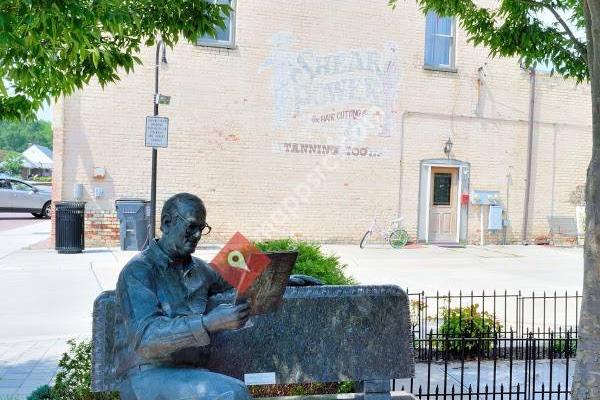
[{"left": 471, "top": 190, "right": 501, "bottom": 205}]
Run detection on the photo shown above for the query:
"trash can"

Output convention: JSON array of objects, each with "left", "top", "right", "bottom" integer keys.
[
  {"left": 115, "top": 199, "right": 150, "bottom": 251},
  {"left": 55, "top": 201, "right": 86, "bottom": 254}
]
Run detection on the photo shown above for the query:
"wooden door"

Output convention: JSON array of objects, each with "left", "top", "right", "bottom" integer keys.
[{"left": 429, "top": 167, "right": 458, "bottom": 243}]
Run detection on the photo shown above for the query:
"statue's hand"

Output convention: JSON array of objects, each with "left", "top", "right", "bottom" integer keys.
[
  {"left": 202, "top": 302, "right": 250, "bottom": 333},
  {"left": 287, "top": 274, "right": 324, "bottom": 286}
]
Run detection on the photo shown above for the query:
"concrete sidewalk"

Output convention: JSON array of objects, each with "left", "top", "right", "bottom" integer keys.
[
  {"left": 394, "top": 359, "right": 574, "bottom": 399},
  {"left": 0, "top": 219, "right": 50, "bottom": 260},
  {"left": 328, "top": 244, "right": 583, "bottom": 294}
]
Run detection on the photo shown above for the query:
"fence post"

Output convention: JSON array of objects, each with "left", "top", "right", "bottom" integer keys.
[{"left": 426, "top": 330, "right": 432, "bottom": 398}]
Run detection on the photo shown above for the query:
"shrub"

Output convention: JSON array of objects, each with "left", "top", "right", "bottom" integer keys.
[
  {"left": 552, "top": 337, "right": 577, "bottom": 356},
  {"left": 27, "top": 385, "right": 53, "bottom": 400},
  {"left": 0, "top": 151, "right": 23, "bottom": 176},
  {"left": 255, "top": 239, "right": 355, "bottom": 285},
  {"left": 437, "top": 304, "right": 502, "bottom": 355},
  {"left": 30, "top": 176, "right": 52, "bottom": 183},
  {"left": 51, "top": 339, "right": 119, "bottom": 400}
]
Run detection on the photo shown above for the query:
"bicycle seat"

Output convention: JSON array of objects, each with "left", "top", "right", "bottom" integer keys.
[{"left": 391, "top": 217, "right": 404, "bottom": 223}]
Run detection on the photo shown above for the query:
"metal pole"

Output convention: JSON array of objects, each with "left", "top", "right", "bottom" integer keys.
[
  {"left": 480, "top": 205, "right": 484, "bottom": 246},
  {"left": 522, "top": 68, "right": 536, "bottom": 244},
  {"left": 503, "top": 171, "right": 511, "bottom": 245},
  {"left": 150, "top": 41, "right": 162, "bottom": 239}
]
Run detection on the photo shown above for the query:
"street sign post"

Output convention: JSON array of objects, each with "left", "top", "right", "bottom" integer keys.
[{"left": 145, "top": 116, "right": 169, "bottom": 148}]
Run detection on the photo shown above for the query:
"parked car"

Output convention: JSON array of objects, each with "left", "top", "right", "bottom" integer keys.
[{"left": 0, "top": 176, "right": 52, "bottom": 218}]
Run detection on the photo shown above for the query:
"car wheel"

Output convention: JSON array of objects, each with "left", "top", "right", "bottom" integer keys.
[{"left": 42, "top": 202, "right": 51, "bottom": 219}]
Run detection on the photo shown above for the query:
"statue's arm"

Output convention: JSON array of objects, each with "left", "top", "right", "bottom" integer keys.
[{"left": 117, "top": 265, "right": 211, "bottom": 361}]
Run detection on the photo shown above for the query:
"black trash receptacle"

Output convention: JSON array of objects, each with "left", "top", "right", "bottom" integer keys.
[
  {"left": 55, "top": 201, "right": 86, "bottom": 254},
  {"left": 115, "top": 199, "right": 150, "bottom": 251}
]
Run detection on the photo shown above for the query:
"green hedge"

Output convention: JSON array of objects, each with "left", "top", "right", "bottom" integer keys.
[{"left": 255, "top": 239, "right": 355, "bottom": 285}]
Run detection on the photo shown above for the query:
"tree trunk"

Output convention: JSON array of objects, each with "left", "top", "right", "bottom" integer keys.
[{"left": 572, "top": 1, "right": 600, "bottom": 398}]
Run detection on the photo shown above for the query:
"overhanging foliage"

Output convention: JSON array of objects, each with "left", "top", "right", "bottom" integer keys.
[
  {"left": 0, "top": 0, "right": 230, "bottom": 120},
  {"left": 389, "top": 0, "right": 588, "bottom": 82}
]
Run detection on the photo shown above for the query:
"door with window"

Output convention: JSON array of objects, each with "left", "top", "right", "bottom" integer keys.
[{"left": 429, "top": 167, "right": 458, "bottom": 242}]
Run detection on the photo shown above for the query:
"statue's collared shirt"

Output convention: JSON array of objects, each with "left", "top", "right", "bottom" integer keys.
[{"left": 114, "top": 239, "right": 231, "bottom": 378}]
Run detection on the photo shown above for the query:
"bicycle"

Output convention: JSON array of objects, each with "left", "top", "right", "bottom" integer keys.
[{"left": 359, "top": 216, "right": 409, "bottom": 249}]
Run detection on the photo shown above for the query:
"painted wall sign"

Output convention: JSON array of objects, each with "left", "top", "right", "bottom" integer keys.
[{"left": 261, "top": 33, "right": 400, "bottom": 160}]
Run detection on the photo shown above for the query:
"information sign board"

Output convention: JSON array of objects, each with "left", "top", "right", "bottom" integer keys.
[{"left": 145, "top": 116, "right": 169, "bottom": 148}]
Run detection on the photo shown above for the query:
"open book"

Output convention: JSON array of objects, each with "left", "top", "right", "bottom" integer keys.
[{"left": 238, "top": 251, "right": 298, "bottom": 315}]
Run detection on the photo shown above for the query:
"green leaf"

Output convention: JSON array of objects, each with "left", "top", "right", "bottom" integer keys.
[{"left": 0, "top": 0, "right": 231, "bottom": 120}]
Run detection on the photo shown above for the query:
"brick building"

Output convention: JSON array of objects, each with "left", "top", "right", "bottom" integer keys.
[{"left": 52, "top": 0, "right": 591, "bottom": 246}]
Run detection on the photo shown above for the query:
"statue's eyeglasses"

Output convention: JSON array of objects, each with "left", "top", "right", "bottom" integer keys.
[{"left": 172, "top": 209, "right": 212, "bottom": 236}]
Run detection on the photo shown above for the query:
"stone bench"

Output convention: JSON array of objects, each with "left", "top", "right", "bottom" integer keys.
[{"left": 92, "top": 285, "right": 415, "bottom": 399}]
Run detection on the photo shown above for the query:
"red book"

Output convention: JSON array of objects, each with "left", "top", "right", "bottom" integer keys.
[{"left": 209, "top": 232, "right": 271, "bottom": 295}]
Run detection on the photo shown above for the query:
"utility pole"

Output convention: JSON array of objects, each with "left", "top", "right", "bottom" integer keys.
[{"left": 150, "top": 40, "right": 167, "bottom": 239}]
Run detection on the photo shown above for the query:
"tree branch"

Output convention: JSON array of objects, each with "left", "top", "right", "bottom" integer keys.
[{"left": 518, "top": 0, "right": 588, "bottom": 61}]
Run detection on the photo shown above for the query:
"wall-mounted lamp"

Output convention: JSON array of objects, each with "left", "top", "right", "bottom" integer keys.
[{"left": 443, "top": 137, "right": 453, "bottom": 159}]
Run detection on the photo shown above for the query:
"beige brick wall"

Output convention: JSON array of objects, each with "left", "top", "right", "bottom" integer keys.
[{"left": 54, "top": 0, "right": 592, "bottom": 245}]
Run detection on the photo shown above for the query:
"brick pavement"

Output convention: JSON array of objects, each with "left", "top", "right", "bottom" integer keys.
[{"left": 0, "top": 337, "right": 75, "bottom": 399}]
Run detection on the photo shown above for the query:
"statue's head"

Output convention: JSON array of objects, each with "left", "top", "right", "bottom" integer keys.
[{"left": 159, "top": 193, "right": 210, "bottom": 259}]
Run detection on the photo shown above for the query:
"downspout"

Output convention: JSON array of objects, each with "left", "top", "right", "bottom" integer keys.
[
  {"left": 522, "top": 68, "right": 536, "bottom": 244},
  {"left": 398, "top": 111, "right": 407, "bottom": 219}
]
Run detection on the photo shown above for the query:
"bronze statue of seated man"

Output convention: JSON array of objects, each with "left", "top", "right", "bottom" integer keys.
[{"left": 115, "top": 193, "right": 252, "bottom": 400}]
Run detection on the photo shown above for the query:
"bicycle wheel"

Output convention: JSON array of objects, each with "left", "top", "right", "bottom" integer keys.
[
  {"left": 389, "top": 229, "right": 409, "bottom": 248},
  {"left": 359, "top": 231, "right": 371, "bottom": 248}
]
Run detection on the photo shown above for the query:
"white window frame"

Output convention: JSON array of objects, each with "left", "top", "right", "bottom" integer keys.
[
  {"left": 197, "top": 0, "right": 236, "bottom": 48},
  {"left": 424, "top": 11, "right": 456, "bottom": 71}
]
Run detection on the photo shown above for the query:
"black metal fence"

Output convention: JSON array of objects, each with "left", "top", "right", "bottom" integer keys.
[
  {"left": 413, "top": 329, "right": 577, "bottom": 362},
  {"left": 397, "top": 329, "right": 576, "bottom": 399},
  {"left": 408, "top": 290, "right": 581, "bottom": 340}
]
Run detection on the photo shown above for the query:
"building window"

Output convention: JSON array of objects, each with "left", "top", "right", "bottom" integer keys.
[
  {"left": 197, "top": 0, "right": 235, "bottom": 48},
  {"left": 424, "top": 11, "right": 455, "bottom": 69}
]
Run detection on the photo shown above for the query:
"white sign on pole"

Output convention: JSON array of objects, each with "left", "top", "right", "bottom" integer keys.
[{"left": 145, "top": 116, "right": 169, "bottom": 148}]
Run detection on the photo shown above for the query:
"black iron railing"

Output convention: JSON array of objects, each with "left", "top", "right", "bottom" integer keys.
[
  {"left": 396, "top": 331, "right": 576, "bottom": 399},
  {"left": 408, "top": 290, "right": 581, "bottom": 340}
]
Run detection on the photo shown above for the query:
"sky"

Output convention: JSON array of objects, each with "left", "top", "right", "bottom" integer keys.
[{"left": 36, "top": 103, "right": 52, "bottom": 122}]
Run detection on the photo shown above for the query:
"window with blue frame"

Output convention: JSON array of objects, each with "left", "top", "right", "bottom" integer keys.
[
  {"left": 424, "top": 11, "right": 455, "bottom": 68},
  {"left": 197, "top": 0, "right": 235, "bottom": 48}
]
